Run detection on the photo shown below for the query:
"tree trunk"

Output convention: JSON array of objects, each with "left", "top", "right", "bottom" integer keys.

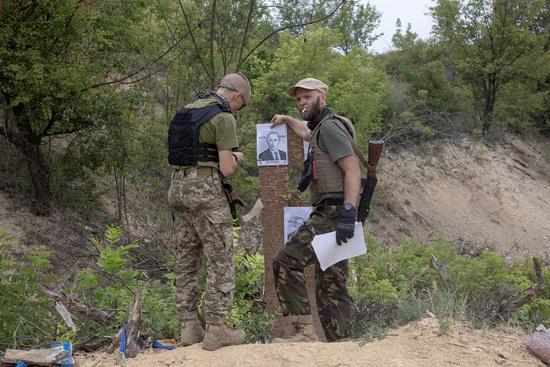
[
  {"left": 22, "top": 136, "right": 51, "bottom": 216},
  {"left": 481, "top": 74, "right": 498, "bottom": 134}
]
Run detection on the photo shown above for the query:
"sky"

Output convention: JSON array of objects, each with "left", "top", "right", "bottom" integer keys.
[{"left": 364, "top": 0, "right": 434, "bottom": 53}]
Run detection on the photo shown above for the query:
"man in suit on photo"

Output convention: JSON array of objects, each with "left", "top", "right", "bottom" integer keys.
[{"left": 259, "top": 130, "right": 287, "bottom": 161}]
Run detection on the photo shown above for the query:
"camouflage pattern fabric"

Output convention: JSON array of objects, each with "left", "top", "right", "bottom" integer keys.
[
  {"left": 273, "top": 205, "right": 352, "bottom": 342},
  {"left": 168, "top": 169, "right": 235, "bottom": 325}
]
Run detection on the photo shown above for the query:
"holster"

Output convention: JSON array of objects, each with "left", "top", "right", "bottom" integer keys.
[{"left": 222, "top": 182, "right": 248, "bottom": 219}]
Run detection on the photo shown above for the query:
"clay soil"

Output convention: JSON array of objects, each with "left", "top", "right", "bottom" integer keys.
[{"left": 1, "top": 133, "right": 550, "bottom": 366}]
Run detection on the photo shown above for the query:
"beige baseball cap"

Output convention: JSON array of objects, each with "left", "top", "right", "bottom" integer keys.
[{"left": 287, "top": 78, "right": 328, "bottom": 97}]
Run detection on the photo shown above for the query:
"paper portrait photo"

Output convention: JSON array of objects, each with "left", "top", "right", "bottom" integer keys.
[
  {"left": 257, "top": 124, "right": 288, "bottom": 166},
  {"left": 284, "top": 206, "right": 313, "bottom": 242}
]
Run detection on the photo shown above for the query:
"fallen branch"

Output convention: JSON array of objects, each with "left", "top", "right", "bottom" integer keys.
[
  {"left": 500, "top": 257, "right": 549, "bottom": 314},
  {"left": 72, "top": 333, "right": 103, "bottom": 352},
  {"left": 40, "top": 285, "right": 118, "bottom": 326},
  {"left": 106, "top": 327, "right": 123, "bottom": 355},
  {"left": 105, "top": 288, "right": 143, "bottom": 358},
  {"left": 141, "top": 327, "right": 167, "bottom": 341}
]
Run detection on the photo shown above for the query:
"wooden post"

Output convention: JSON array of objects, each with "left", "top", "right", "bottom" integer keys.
[{"left": 260, "top": 129, "right": 323, "bottom": 340}]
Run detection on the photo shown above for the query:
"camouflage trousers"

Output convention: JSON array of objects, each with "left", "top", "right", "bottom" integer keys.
[
  {"left": 273, "top": 205, "right": 352, "bottom": 342},
  {"left": 168, "top": 168, "right": 235, "bottom": 325}
]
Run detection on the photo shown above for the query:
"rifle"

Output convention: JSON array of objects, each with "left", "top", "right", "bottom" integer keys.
[
  {"left": 222, "top": 182, "right": 248, "bottom": 220},
  {"left": 327, "top": 116, "right": 384, "bottom": 225},
  {"left": 357, "top": 140, "right": 384, "bottom": 225}
]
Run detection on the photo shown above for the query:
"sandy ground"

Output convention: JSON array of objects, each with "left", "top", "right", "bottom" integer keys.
[{"left": 73, "top": 315, "right": 544, "bottom": 367}]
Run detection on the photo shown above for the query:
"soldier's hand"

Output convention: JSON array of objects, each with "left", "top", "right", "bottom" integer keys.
[
  {"left": 270, "top": 114, "right": 287, "bottom": 128},
  {"left": 336, "top": 205, "right": 356, "bottom": 246}
]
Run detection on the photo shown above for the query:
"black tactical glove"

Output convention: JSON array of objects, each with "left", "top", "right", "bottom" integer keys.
[{"left": 336, "top": 204, "right": 356, "bottom": 246}]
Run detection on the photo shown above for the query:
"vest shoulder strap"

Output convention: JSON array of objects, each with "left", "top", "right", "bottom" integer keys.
[{"left": 190, "top": 103, "right": 230, "bottom": 124}]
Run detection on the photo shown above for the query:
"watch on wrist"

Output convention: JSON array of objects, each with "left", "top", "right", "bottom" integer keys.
[{"left": 343, "top": 203, "right": 355, "bottom": 211}]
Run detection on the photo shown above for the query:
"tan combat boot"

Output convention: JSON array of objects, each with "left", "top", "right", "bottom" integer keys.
[
  {"left": 180, "top": 318, "right": 205, "bottom": 346},
  {"left": 272, "top": 315, "right": 320, "bottom": 343},
  {"left": 202, "top": 323, "right": 246, "bottom": 351}
]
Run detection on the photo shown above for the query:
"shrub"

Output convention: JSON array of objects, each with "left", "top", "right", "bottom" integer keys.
[
  {"left": 0, "top": 232, "right": 60, "bottom": 350},
  {"left": 73, "top": 224, "right": 272, "bottom": 344},
  {"left": 74, "top": 225, "right": 179, "bottom": 340},
  {"left": 350, "top": 234, "right": 549, "bottom": 337},
  {"left": 230, "top": 248, "right": 273, "bottom": 343}
]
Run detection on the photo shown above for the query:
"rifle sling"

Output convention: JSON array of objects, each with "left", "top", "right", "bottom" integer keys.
[{"left": 315, "top": 115, "right": 375, "bottom": 171}]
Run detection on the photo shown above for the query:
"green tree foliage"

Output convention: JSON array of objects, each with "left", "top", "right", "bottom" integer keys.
[
  {"left": 328, "top": 1, "right": 382, "bottom": 54},
  {"left": 379, "top": 20, "right": 473, "bottom": 144},
  {"left": 430, "top": 0, "right": 550, "bottom": 134},
  {"left": 270, "top": 0, "right": 382, "bottom": 54},
  {"left": 252, "top": 26, "right": 392, "bottom": 149},
  {"left": 155, "top": 0, "right": 372, "bottom": 118},
  {"left": 0, "top": 0, "right": 162, "bottom": 214},
  {"left": 154, "top": 0, "right": 271, "bottom": 90},
  {"left": 326, "top": 47, "right": 392, "bottom": 145},
  {"left": 391, "top": 20, "right": 422, "bottom": 52},
  {"left": 271, "top": 0, "right": 346, "bottom": 34}
]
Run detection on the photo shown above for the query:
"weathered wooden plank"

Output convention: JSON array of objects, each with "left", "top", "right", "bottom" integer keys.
[{"left": 1, "top": 348, "right": 67, "bottom": 365}]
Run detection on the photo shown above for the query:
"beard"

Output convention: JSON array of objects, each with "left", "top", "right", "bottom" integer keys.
[{"left": 301, "top": 96, "right": 322, "bottom": 121}]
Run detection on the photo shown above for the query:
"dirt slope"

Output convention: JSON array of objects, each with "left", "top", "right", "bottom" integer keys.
[
  {"left": 2, "top": 133, "right": 550, "bottom": 366},
  {"left": 365, "top": 134, "right": 550, "bottom": 261}
]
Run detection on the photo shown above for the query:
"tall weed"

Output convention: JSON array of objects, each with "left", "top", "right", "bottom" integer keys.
[{"left": 0, "top": 232, "right": 60, "bottom": 350}]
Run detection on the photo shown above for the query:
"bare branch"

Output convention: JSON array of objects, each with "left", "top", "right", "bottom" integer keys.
[
  {"left": 209, "top": 0, "right": 217, "bottom": 88},
  {"left": 429, "top": 254, "right": 451, "bottom": 292},
  {"left": 237, "top": 0, "right": 349, "bottom": 70},
  {"left": 237, "top": 0, "right": 256, "bottom": 70}
]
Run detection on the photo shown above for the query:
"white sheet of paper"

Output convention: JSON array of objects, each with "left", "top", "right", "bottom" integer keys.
[{"left": 312, "top": 222, "right": 366, "bottom": 271}]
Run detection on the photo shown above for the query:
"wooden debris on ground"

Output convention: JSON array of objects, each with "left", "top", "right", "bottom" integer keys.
[
  {"left": 1, "top": 348, "right": 67, "bottom": 366},
  {"left": 106, "top": 288, "right": 143, "bottom": 358},
  {"left": 41, "top": 284, "right": 118, "bottom": 326},
  {"left": 124, "top": 288, "right": 142, "bottom": 358}
]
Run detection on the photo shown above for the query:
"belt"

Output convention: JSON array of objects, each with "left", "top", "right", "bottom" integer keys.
[
  {"left": 174, "top": 166, "right": 216, "bottom": 176},
  {"left": 317, "top": 198, "right": 344, "bottom": 207},
  {"left": 187, "top": 166, "right": 215, "bottom": 175}
]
